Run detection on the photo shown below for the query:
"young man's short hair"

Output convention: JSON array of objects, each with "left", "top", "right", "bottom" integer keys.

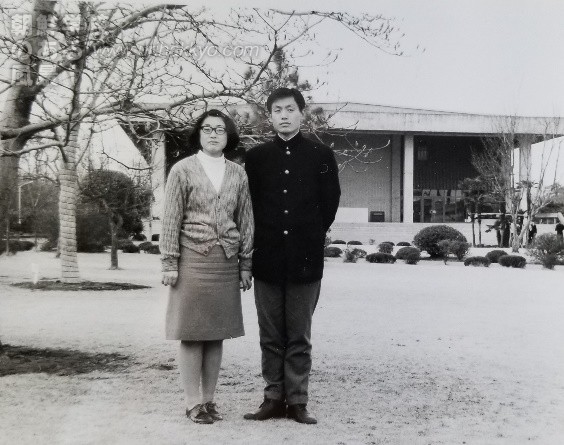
[{"left": 266, "top": 88, "right": 306, "bottom": 113}]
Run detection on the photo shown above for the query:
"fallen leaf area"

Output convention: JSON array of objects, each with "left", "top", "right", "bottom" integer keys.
[{"left": 0, "top": 345, "right": 130, "bottom": 377}]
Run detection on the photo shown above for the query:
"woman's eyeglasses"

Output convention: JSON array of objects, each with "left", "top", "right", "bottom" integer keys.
[{"left": 200, "top": 126, "right": 226, "bottom": 135}]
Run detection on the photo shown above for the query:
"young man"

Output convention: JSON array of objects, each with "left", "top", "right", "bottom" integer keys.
[{"left": 243, "top": 88, "right": 341, "bottom": 424}]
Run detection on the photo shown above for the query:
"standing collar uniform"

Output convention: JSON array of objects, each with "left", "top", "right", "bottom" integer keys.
[{"left": 245, "top": 131, "right": 341, "bottom": 284}]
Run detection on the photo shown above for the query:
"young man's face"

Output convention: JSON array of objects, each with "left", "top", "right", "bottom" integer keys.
[{"left": 269, "top": 96, "right": 304, "bottom": 137}]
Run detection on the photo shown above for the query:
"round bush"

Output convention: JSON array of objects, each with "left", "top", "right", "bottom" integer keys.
[
  {"left": 351, "top": 248, "right": 367, "bottom": 258},
  {"left": 381, "top": 241, "right": 395, "bottom": 246},
  {"left": 448, "top": 240, "right": 471, "bottom": 260},
  {"left": 528, "top": 234, "right": 564, "bottom": 269},
  {"left": 395, "top": 246, "right": 420, "bottom": 260},
  {"left": 121, "top": 244, "right": 140, "bottom": 253},
  {"left": 413, "top": 225, "right": 467, "bottom": 258},
  {"left": 332, "top": 240, "right": 346, "bottom": 245},
  {"left": 396, "top": 241, "right": 411, "bottom": 247},
  {"left": 366, "top": 252, "right": 396, "bottom": 263},
  {"left": 347, "top": 240, "right": 363, "bottom": 245},
  {"left": 498, "top": 255, "right": 526, "bottom": 268},
  {"left": 40, "top": 240, "right": 56, "bottom": 252},
  {"left": 541, "top": 254, "right": 558, "bottom": 270},
  {"left": 485, "top": 249, "right": 508, "bottom": 263},
  {"left": 138, "top": 241, "right": 154, "bottom": 252},
  {"left": 464, "top": 256, "right": 491, "bottom": 267},
  {"left": 343, "top": 249, "right": 359, "bottom": 263},
  {"left": 132, "top": 233, "right": 147, "bottom": 241},
  {"left": 145, "top": 245, "right": 161, "bottom": 255},
  {"left": 324, "top": 246, "right": 342, "bottom": 258},
  {"left": 404, "top": 251, "right": 421, "bottom": 265},
  {"left": 117, "top": 239, "right": 135, "bottom": 250},
  {"left": 378, "top": 242, "right": 394, "bottom": 254}
]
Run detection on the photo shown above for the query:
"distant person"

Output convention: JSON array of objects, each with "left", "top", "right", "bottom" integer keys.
[
  {"left": 160, "top": 109, "right": 254, "bottom": 424},
  {"left": 244, "top": 88, "right": 341, "bottom": 424},
  {"left": 528, "top": 221, "right": 537, "bottom": 245},
  {"left": 556, "top": 222, "right": 564, "bottom": 244}
]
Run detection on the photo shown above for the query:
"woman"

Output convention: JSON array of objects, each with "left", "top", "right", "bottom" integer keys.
[{"left": 160, "top": 109, "right": 254, "bottom": 424}]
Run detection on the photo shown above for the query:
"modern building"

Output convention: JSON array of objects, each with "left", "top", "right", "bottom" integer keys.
[{"left": 123, "top": 102, "right": 564, "bottom": 243}]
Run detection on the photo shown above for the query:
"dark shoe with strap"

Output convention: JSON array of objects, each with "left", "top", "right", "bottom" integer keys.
[
  {"left": 243, "top": 398, "right": 286, "bottom": 420},
  {"left": 186, "top": 404, "right": 214, "bottom": 424},
  {"left": 287, "top": 404, "right": 317, "bottom": 424},
  {"left": 203, "top": 401, "right": 223, "bottom": 421}
]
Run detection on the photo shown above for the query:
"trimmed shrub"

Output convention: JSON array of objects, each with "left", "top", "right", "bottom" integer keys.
[
  {"left": 324, "top": 246, "right": 342, "bottom": 258},
  {"left": 117, "top": 239, "right": 135, "bottom": 250},
  {"left": 0, "top": 240, "right": 35, "bottom": 254},
  {"left": 464, "top": 256, "right": 491, "bottom": 267},
  {"left": 405, "top": 251, "right": 421, "bottom": 265},
  {"left": 40, "top": 240, "right": 56, "bottom": 252},
  {"left": 436, "top": 240, "right": 452, "bottom": 263},
  {"left": 332, "top": 240, "right": 346, "bottom": 245},
  {"left": 378, "top": 242, "right": 394, "bottom": 254},
  {"left": 485, "top": 249, "right": 508, "bottom": 263},
  {"left": 122, "top": 244, "right": 140, "bottom": 253},
  {"left": 498, "top": 255, "right": 526, "bottom": 268},
  {"left": 347, "top": 240, "right": 363, "bottom": 245},
  {"left": 351, "top": 248, "right": 367, "bottom": 258},
  {"left": 132, "top": 233, "right": 147, "bottom": 241},
  {"left": 145, "top": 245, "right": 161, "bottom": 255},
  {"left": 395, "top": 246, "right": 420, "bottom": 260},
  {"left": 413, "top": 225, "right": 467, "bottom": 258},
  {"left": 138, "top": 241, "right": 154, "bottom": 252},
  {"left": 381, "top": 241, "right": 395, "bottom": 246},
  {"left": 396, "top": 241, "right": 411, "bottom": 246},
  {"left": 366, "top": 252, "right": 396, "bottom": 263},
  {"left": 79, "top": 242, "right": 106, "bottom": 253},
  {"left": 448, "top": 240, "right": 471, "bottom": 260}
]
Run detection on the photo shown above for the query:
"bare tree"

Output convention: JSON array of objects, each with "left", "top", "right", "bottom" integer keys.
[
  {"left": 1, "top": 1, "right": 406, "bottom": 281},
  {"left": 474, "top": 117, "right": 562, "bottom": 252}
]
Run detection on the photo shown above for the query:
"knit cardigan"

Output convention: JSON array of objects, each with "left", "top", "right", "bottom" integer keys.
[{"left": 160, "top": 155, "right": 254, "bottom": 272}]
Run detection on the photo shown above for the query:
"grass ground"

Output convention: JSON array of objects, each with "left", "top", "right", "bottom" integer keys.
[{"left": 0, "top": 250, "right": 563, "bottom": 444}]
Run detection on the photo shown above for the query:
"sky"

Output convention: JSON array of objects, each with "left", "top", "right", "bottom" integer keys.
[{"left": 161, "top": 0, "right": 564, "bottom": 117}]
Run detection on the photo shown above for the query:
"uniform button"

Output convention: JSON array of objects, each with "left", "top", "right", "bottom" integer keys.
[
  {"left": 286, "top": 150, "right": 291, "bottom": 155},
  {"left": 284, "top": 169, "right": 289, "bottom": 174},
  {"left": 283, "top": 189, "right": 287, "bottom": 194},
  {"left": 284, "top": 210, "right": 289, "bottom": 214},
  {"left": 283, "top": 230, "right": 288, "bottom": 235}
]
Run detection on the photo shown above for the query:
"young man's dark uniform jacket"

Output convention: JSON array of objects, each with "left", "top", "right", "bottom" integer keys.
[{"left": 245, "top": 132, "right": 341, "bottom": 285}]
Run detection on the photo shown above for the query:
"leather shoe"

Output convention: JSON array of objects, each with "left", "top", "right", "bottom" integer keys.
[
  {"left": 243, "top": 398, "right": 286, "bottom": 420},
  {"left": 203, "top": 401, "right": 223, "bottom": 421},
  {"left": 186, "top": 404, "right": 214, "bottom": 424},
  {"left": 287, "top": 404, "right": 317, "bottom": 424}
]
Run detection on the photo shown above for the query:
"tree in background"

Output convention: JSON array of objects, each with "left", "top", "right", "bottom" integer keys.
[
  {"left": 474, "top": 117, "right": 562, "bottom": 252},
  {"left": 79, "top": 169, "right": 151, "bottom": 269},
  {"left": 459, "top": 177, "right": 487, "bottom": 247}
]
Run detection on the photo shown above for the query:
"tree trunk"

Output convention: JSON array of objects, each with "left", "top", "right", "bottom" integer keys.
[
  {"left": 478, "top": 218, "right": 482, "bottom": 246},
  {"left": 109, "top": 217, "right": 119, "bottom": 270},
  {"left": 471, "top": 216, "right": 476, "bottom": 247},
  {"left": 58, "top": 126, "right": 81, "bottom": 283}
]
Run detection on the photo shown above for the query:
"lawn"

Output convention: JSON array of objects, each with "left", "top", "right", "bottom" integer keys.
[{"left": 0, "top": 250, "right": 563, "bottom": 444}]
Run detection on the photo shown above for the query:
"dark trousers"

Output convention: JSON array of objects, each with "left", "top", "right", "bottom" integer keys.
[{"left": 253, "top": 279, "right": 321, "bottom": 405}]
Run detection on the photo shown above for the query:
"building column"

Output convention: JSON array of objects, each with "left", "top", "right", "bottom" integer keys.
[
  {"left": 403, "top": 135, "right": 414, "bottom": 223},
  {"left": 517, "top": 134, "right": 534, "bottom": 182},
  {"left": 390, "top": 135, "right": 402, "bottom": 222}
]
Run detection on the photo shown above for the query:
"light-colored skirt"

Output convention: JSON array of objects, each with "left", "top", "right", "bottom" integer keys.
[{"left": 165, "top": 245, "right": 244, "bottom": 341}]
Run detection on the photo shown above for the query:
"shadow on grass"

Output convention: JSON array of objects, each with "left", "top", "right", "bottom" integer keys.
[
  {"left": 10, "top": 280, "right": 150, "bottom": 291},
  {"left": 0, "top": 344, "right": 130, "bottom": 377}
]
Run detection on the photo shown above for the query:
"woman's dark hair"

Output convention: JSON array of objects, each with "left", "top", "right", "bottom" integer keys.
[
  {"left": 188, "top": 109, "right": 240, "bottom": 153},
  {"left": 266, "top": 87, "right": 306, "bottom": 113}
]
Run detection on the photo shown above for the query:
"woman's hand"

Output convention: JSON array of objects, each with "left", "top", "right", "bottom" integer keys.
[
  {"left": 162, "top": 271, "right": 178, "bottom": 287},
  {"left": 240, "top": 270, "right": 253, "bottom": 291}
]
